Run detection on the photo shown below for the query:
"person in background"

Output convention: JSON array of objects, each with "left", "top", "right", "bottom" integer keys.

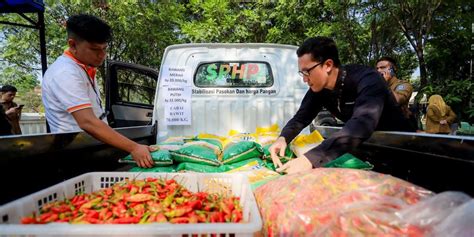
[
  {"left": 0, "top": 85, "right": 22, "bottom": 134},
  {"left": 0, "top": 105, "right": 13, "bottom": 136},
  {"left": 376, "top": 57, "right": 414, "bottom": 120},
  {"left": 269, "top": 37, "right": 415, "bottom": 174},
  {"left": 42, "top": 14, "right": 154, "bottom": 167},
  {"left": 425, "top": 94, "right": 457, "bottom": 134}
]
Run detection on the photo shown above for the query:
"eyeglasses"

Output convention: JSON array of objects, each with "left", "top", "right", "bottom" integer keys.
[{"left": 298, "top": 61, "right": 323, "bottom": 77}]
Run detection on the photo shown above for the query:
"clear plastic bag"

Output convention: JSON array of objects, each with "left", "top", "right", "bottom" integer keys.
[
  {"left": 396, "top": 191, "right": 471, "bottom": 227},
  {"left": 254, "top": 168, "right": 433, "bottom": 237},
  {"left": 432, "top": 199, "right": 474, "bottom": 237},
  {"left": 397, "top": 191, "right": 474, "bottom": 237}
]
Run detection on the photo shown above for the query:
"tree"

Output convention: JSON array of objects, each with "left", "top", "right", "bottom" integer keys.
[
  {"left": 424, "top": 0, "right": 473, "bottom": 122},
  {"left": 179, "top": 0, "right": 271, "bottom": 43},
  {"left": 1, "top": 0, "right": 186, "bottom": 105},
  {"left": 378, "top": 0, "right": 442, "bottom": 90}
]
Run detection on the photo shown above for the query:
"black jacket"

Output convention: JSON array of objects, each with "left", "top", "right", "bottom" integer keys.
[
  {"left": 0, "top": 106, "right": 12, "bottom": 136},
  {"left": 280, "top": 64, "right": 415, "bottom": 167}
]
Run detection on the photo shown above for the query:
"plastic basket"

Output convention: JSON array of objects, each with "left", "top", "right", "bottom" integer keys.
[{"left": 0, "top": 172, "right": 262, "bottom": 236}]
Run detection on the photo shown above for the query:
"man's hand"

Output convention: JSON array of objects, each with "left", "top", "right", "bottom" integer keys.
[
  {"left": 440, "top": 120, "right": 447, "bottom": 125},
  {"left": 276, "top": 155, "right": 313, "bottom": 174},
  {"left": 269, "top": 136, "right": 287, "bottom": 168},
  {"left": 5, "top": 107, "right": 16, "bottom": 115},
  {"left": 130, "top": 144, "right": 155, "bottom": 168},
  {"left": 381, "top": 70, "right": 392, "bottom": 81}
]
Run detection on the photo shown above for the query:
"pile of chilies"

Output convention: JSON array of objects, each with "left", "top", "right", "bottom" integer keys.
[{"left": 21, "top": 177, "right": 243, "bottom": 224}]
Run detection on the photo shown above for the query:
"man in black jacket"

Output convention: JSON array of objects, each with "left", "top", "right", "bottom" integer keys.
[{"left": 270, "top": 37, "right": 414, "bottom": 174}]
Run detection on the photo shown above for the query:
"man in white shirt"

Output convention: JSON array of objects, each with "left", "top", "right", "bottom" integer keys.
[{"left": 42, "top": 14, "right": 154, "bottom": 168}]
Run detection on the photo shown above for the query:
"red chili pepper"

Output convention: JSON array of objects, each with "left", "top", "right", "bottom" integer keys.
[
  {"left": 181, "top": 190, "right": 192, "bottom": 198},
  {"left": 43, "top": 213, "right": 59, "bottom": 223},
  {"left": 195, "top": 192, "right": 208, "bottom": 200},
  {"left": 127, "top": 194, "right": 153, "bottom": 203},
  {"left": 105, "top": 211, "right": 113, "bottom": 220},
  {"left": 170, "top": 217, "right": 189, "bottom": 224},
  {"left": 73, "top": 199, "right": 88, "bottom": 208},
  {"left": 224, "top": 198, "right": 235, "bottom": 211},
  {"left": 105, "top": 188, "right": 113, "bottom": 196},
  {"left": 231, "top": 209, "right": 242, "bottom": 223},
  {"left": 84, "top": 217, "right": 100, "bottom": 224},
  {"left": 165, "top": 206, "right": 192, "bottom": 218},
  {"left": 21, "top": 216, "right": 36, "bottom": 224},
  {"left": 56, "top": 217, "right": 70, "bottom": 223},
  {"left": 142, "top": 187, "right": 153, "bottom": 194},
  {"left": 196, "top": 212, "right": 207, "bottom": 223},
  {"left": 130, "top": 186, "right": 139, "bottom": 194},
  {"left": 98, "top": 208, "right": 108, "bottom": 220},
  {"left": 224, "top": 213, "right": 231, "bottom": 222},
  {"left": 220, "top": 202, "right": 232, "bottom": 215},
  {"left": 209, "top": 211, "right": 224, "bottom": 223},
  {"left": 86, "top": 210, "right": 99, "bottom": 219},
  {"left": 203, "top": 203, "right": 214, "bottom": 212},
  {"left": 406, "top": 225, "right": 425, "bottom": 237},
  {"left": 187, "top": 200, "right": 202, "bottom": 209},
  {"left": 112, "top": 216, "right": 140, "bottom": 224},
  {"left": 71, "top": 195, "right": 79, "bottom": 204},
  {"left": 188, "top": 213, "right": 198, "bottom": 223},
  {"left": 155, "top": 213, "right": 167, "bottom": 223},
  {"left": 144, "top": 213, "right": 156, "bottom": 223}
]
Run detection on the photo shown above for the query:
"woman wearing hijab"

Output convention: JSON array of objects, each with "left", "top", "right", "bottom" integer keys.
[{"left": 425, "top": 94, "right": 457, "bottom": 134}]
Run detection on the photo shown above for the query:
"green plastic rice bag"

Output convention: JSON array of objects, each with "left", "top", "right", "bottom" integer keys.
[
  {"left": 170, "top": 145, "right": 221, "bottom": 166},
  {"left": 129, "top": 165, "right": 176, "bottom": 173},
  {"left": 221, "top": 141, "right": 263, "bottom": 164},
  {"left": 152, "top": 141, "right": 184, "bottom": 151},
  {"left": 324, "top": 153, "right": 374, "bottom": 170},
  {"left": 263, "top": 160, "right": 277, "bottom": 171},
  {"left": 119, "top": 150, "right": 173, "bottom": 166},
  {"left": 221, "top": 158, "right": 265, "bottom": 172},
  {"left": 225, "top": 159, "right": 281, "bottom": 190},
  {"left": 182, "top": 138, "right": 224, "bottom": 156},
  {"left": 176, "top": 162, "right": 225, "bottom": 173},
  {"left": 262, "top": 144, "right": 295, "bottom": 163}
]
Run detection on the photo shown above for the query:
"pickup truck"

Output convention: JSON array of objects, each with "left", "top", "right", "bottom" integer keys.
[{"left": 0, "top": 43, "right": 473, "bottom": 205}]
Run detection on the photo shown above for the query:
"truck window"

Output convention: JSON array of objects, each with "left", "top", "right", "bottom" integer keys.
[
  {"left": 194, "top": 61, "right": 273, "bottom": 87},
  {"left": 116, "top": 68, "right": 157, "bottom": 105}
]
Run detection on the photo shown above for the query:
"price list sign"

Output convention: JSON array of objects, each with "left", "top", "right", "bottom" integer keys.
[{"left": 161, "top": 66, "right": 192, "bottom": 125}]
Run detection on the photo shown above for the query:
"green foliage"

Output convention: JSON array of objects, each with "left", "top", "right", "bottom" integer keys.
[
  {"left": 0, "top": 0, "right": 471, "bottom": 123},
  {"left": 0, "top": 66, "right": 38, "bottom": 92},
  {"left": 180, "top": 0, "right": 270, "bottom": 43},
  {"left": 16, "top": 89, "right": 44, "bottom": 113},
  {"left": 423, "top": 0, "right": 473, "bottom": 122}
]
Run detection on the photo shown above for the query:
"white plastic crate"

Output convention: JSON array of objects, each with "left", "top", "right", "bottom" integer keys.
[{"left": 0, "top": 172, "right": 262, "bottom": 237}]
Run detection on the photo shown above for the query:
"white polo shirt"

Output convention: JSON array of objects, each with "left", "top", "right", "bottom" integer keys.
[{"left": 42, "top": 55, "right": 107, "bottom": 133}]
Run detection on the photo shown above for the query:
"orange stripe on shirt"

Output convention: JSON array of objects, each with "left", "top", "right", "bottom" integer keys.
[
  {"left": 63, "top": 49, "right": 97, "bottom": 80},
  {"left": 67, "top": 103, "right": 92, "bottom": 113}
]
